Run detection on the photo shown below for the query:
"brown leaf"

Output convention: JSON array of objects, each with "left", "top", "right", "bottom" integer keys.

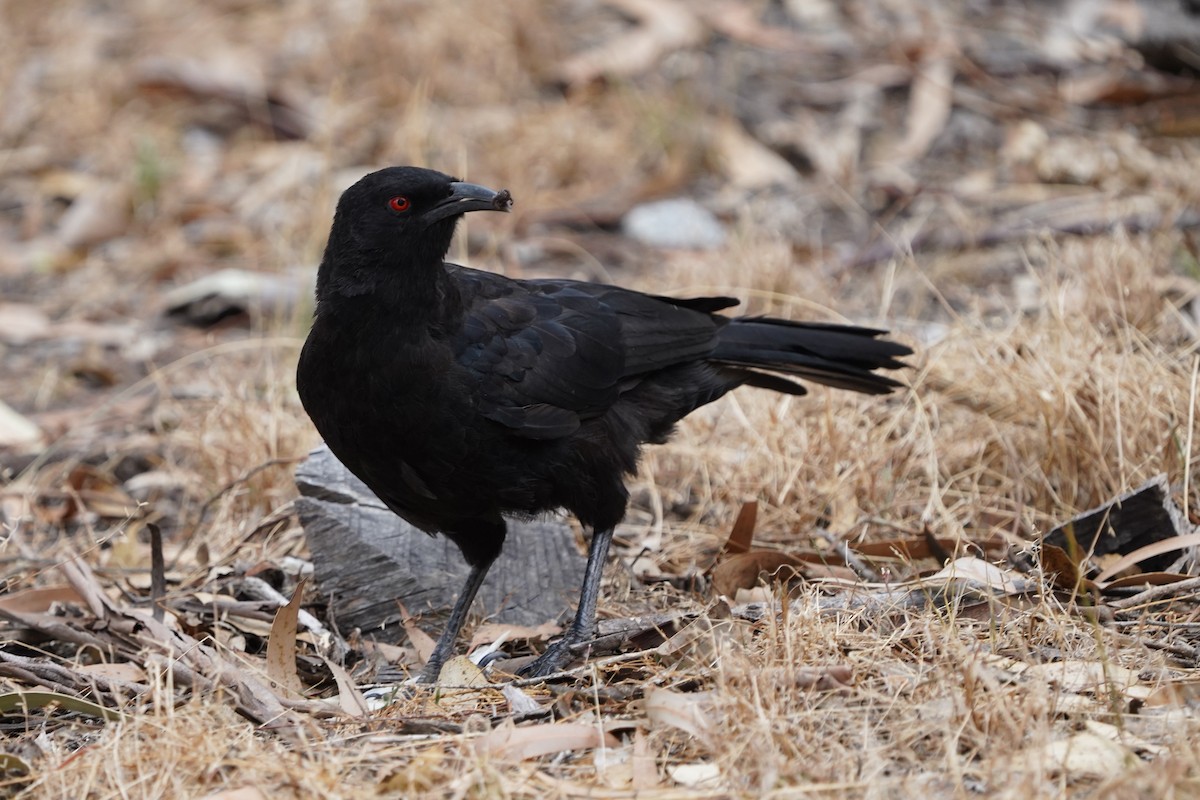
[
  {"left": 1030, "top": 731, "right": 1133, "bottom": 781},
  {"left": 657, "top": 609, "right": 748, "bottom": 667},
  {"left": 501, "top": 684, "right": 544, "bottom": 716},
  {"left": 644, "top": 687, "right": 716, "bottom": 746},
  {"left": 1144, "top": 678, "right": 1200, "bottom": 708},
  {"left": 77, "top": 662, "right": 147, "bottom": 684},
  {"left": 1040, "top": 543, "right": 1092, "bottom": 592},
  {"left": 1023, "top": 659, "right": 1142, "bottom": 695},
  {"left": 712, "top": 120, "right": 799, "bottom": 189},
  {"left": 922, "top": 557, "right": 1020, "bottom": 594},
  {"left": 711, "top": 550, "right": 807, "bottom": 597},
  {"left": 852, "top": 536, "right": 972, "bottom": 560},
  {"left": 631, "top": 728, "right": 659, "bottom": 789},
  {"left": 322, "top": 656, "right": 369, "bottom": 717},
  {"left": 476, "top": 720, "right": 619, "bottom": 761},
  {"left": 1102, "top": 571, "right": 1195, "bottom": 590},
  {"left": 56, "top": 183, "right": 131, "bottom": 250},
  {"left": 884, "top": 43, "right": 956, "bottom": 165},
  {"left": 721, "top": 500, "right": 758, "bottom": 557},
  {"left": 135, "top": 55, "right": 310, "bottom": 140},
  {"left": 435, "top": 655, "right": 489, "bottom": 689},
  {"left": 468, "top": 620, "right": 561, "bottom": 651},
  {"left": 398, "top": 602, "right": 437, "bottom": 666},
  {"left": 558, "top": 0, "right": 704, "bottom": 86},
  {"left": 0, "top": 585, "right": 85, "bottom": 615},
  {"left": 1094, "top": 532, "right": 1200, "bottom": 585},
  {"left": 265, "top": 577, "right": 306, "bottom": 697},
  {"left": 359, "top": 639, "right": 410, "bottom": 664}
]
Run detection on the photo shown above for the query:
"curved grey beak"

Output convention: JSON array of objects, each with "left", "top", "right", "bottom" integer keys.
[{"left": 423, "top": 182, "right": 513, "bottom": 226}]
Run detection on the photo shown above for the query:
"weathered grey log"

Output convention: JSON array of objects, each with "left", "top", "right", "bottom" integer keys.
[
  {"left": 1045, "top": 474, "right": 1191, "bottom": 573},
  {"left": 295, "top": 444, "right": 586, "bottom": 644}
]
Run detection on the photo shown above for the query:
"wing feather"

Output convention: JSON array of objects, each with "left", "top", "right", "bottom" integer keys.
[{"left": 448, "top": 268, "right": 726, "bottom": 440}]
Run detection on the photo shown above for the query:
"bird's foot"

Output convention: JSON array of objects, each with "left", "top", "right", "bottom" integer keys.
[
  {"left": 517, "top": 630, "right": 591, "bottom": 678},
  {"left": 517, "top": 641, "right": 573, "bottom": 677}
]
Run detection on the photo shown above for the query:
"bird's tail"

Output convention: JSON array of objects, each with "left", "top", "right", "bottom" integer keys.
[{"left": 712, "top": 317, "right": 912, "bottom": 396}]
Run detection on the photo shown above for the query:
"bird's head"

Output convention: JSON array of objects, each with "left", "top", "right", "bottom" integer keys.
[{"left": 317, "top": 166, "right": 512, "bottom": 300}]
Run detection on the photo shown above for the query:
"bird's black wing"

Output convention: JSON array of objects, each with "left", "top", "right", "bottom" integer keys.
[{"left": 449, "top": 267, "right": 725, "bottom": 440}]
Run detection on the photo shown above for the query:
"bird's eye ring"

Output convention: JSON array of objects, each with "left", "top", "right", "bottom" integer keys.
[{"left": 388, "top": 196, "right": 411, "bottom": 213}]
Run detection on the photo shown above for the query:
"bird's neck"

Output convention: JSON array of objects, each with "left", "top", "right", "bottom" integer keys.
[
  {"left": 314, "top": 216, "right": 460, "bottom": 305},
  {"left": 317, "top": 255, "right": 451, "bottom": 311}
]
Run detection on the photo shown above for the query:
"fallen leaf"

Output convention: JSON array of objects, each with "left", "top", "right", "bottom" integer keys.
[
  {"left": 1143, "top": 678, "right": 1200, "bottom": 707},
  {"left": 0, "top": 400, "right": 42, "bottom": 449},
  {"left": 436, "top": 655, "right": 489, "bottom": 688},
  {"left": 852, "top": 536, "right": 985, "bottom": 560},
  {"left": 559, "top": 0, "right": 704, "bottom": 86},
  {"left": 359, "top": 639, "right": 410, "bottom": 664},
  {"left": 712, "top": 120, "right": 799, "bottom": 189},
  {"left": 476, "top": 720, "right": 618, "bottom": 761},
  {"left": 666, "top": 762, "right": 722, "bottom": 788},
  {"left": 922, "top": 557, "right": 1020, "bottom": 594},
  {"left": 1039, "top": 543, "right": 1090, "bottom": 592},
  {"left": 322, "top": 656, "right": 370, "bottom": 717},
  {"left": 468, "top": 620, "right": 561, "bottom": 651},
  {"left": 56, "top": 183, "right": 131, "bottom": 250},
  {"left": 1102, "top": 571, "right": 1194, "bottom": 590},
  {"left": 265, "top": 577, "right": 306, "bottom": 697},
  {"left": 711, "top": 550, "right": 807, "bottom": 597},
  {"left": 398, "top": 602, "right": 437, "bottom": 666},
  {"left": 501, "top": 684, "right": 544, "bottom": 716},
  {"left": 0, "top": 690, "right": 123, "bottom": 722},
  {"left": 1035, "top": 731, "right": 1135, "bottom": 780},
  {"left": 136, "top": 55, "right": 310, "bottom": 140},
  {"left": 657, "top": 611, "right": 747, "bottom": 668},
  {"left": 1094, "top": 532, "right": 1200, "bottom": 584},
  {"left": 593, "top": 741, "right": 634, "bottom": 788},
  {"left": 0, "top": 585, "right": 85, "bottom": 615},
  {"left": 163, "top": 268, "right": 305, "bottom": 327},
  {"left": 77, "top": 662, "right": 147, "bottom": 684},
  {"left": 631, "top": 728, "right": 659, "bottom": 789},
  {"left": 0, "top": 752, "right": 30, "bottom": 775},
  {"left": 1082, "top": 719, "right": 1165, "bottom": 757},
  {"left": 644, "top": 687, "right": 716, "bottom": 745},
  {"left": 1023, "top": 659, "right": 1142, "bottom": 696},
  {"left": 719, "top": 499, "right": 758, "bottom": 557},
  {"left": 884, "top": 41, "right": 956, "bottom": 165}
]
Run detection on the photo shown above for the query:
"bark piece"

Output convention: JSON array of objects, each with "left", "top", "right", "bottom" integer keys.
[{"left": 1045, "top": 474, "right": 1190, "bottom": 573}]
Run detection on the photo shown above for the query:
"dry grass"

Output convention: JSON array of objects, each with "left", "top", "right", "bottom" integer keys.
[{"left": 3, "top": 1, "right": 1200, "bottom": 798}]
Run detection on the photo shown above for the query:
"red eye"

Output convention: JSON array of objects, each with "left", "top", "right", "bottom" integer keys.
[{"left": 388, "top": 196, "right": 411, "bottom": 213}]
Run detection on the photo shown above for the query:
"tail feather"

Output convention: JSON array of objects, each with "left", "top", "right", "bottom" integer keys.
[{"left": 713, "top": 317, "right": 912, "bottom": 396}]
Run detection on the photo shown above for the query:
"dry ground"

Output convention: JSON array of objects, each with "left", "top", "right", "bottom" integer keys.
[{"left": 3, "top": 1, "right": 1200, "bottom": 798}]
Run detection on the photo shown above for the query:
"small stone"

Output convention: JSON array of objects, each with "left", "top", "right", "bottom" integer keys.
[{"left": 622, "top": 198, "right": 727, "bottom": 250}]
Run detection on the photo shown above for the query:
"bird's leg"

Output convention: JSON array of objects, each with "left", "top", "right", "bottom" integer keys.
[
  {"left": 416, "top": 557, "right": 494, "bottom": 683},
  {"left": 519, "top": 526, "right": 614, "bottom": 677}
]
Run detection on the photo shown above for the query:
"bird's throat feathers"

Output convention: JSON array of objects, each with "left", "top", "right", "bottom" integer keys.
[{"left": 315, "top": 216, "right": 458, "bottom": 308}]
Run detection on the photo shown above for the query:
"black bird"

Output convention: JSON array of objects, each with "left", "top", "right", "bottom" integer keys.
[{"left": 297, "top": 166, "right": 911, "bottom": 680}]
